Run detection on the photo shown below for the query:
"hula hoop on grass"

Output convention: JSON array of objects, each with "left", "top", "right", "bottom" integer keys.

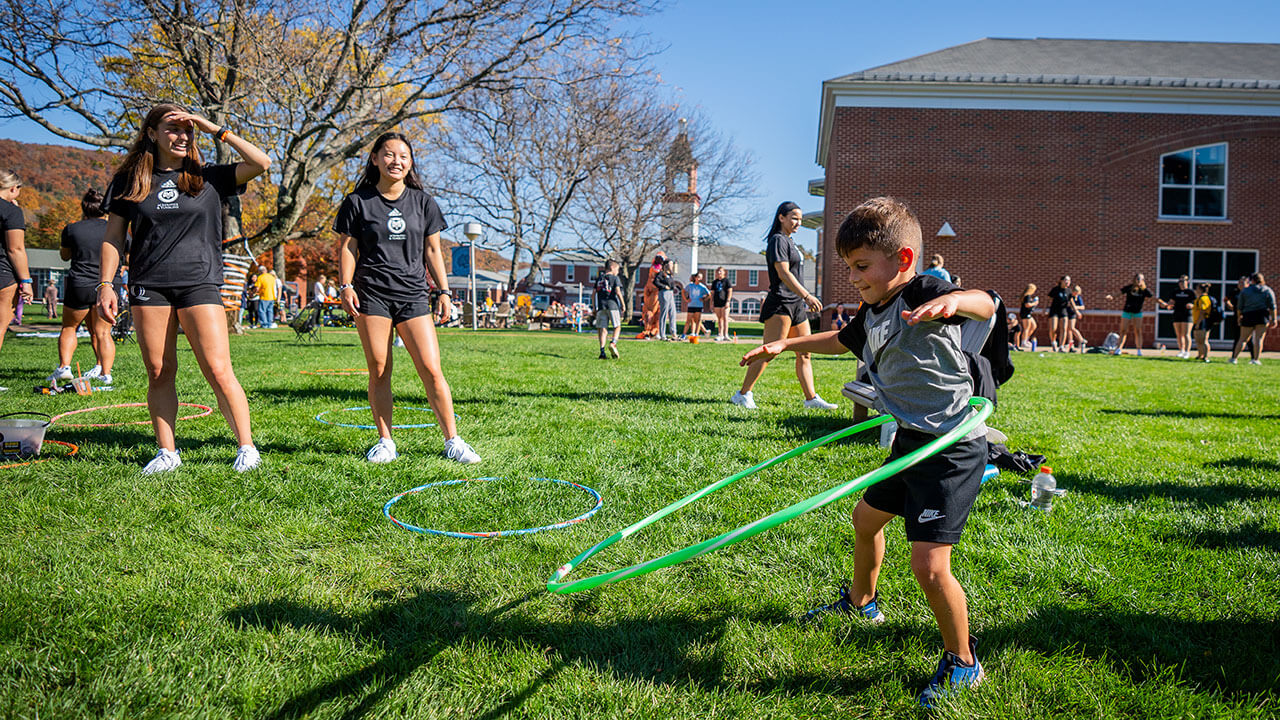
[
  {"left": 384, "top": 476, "right": 603, "bottom": 538},
  {"left": 0, "top": 440, "right": 79, "bottom": 469},
  {"left": 314, "top": 405, "right": 458, "bottom": 430},
  {"left": 50, "top": 403, "right": 213, "bottom": 428},
  {"left": 547, "top": 397, "right": 993, "bottom": 594},
  {"left": 300, "top": 368, "right": 369, "bottom": 376}
]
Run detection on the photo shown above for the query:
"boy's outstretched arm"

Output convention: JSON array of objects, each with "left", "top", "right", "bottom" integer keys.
[
  {"left": 740, "top": 330, "right": 849, "bottom": 366},
  {"left": 902, "top": 289, "right": 995, "bottom": 325}
]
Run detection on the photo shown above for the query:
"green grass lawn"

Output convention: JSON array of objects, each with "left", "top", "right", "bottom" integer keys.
[{"left": 0, "top": 326, "right": 1277, "bottom": 718}]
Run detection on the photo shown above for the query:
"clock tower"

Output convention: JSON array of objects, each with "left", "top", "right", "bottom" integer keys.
[{"left": 662, "top": 118, "right": 700, "bottom": 276}]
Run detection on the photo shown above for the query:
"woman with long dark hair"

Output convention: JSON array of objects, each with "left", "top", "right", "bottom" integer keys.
[
  {"left": 731, "top": 201, "right": 834, "bottom": 410},
  {"left": 334, "top": 131, "right": 479, "bottom": 464},
  {"left": 48, "top": 188, "right": 118, "bottom": 385},
  {"left": 97, "top": 103, "right": 270, "bottom": 473},
  {"left": 0, "top": 169, "right": 34, "bottom": 389}
]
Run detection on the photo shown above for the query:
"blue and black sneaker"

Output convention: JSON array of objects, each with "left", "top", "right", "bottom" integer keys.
[
  {"left": 800, "top": 582, "right": 885, "bottom": 625},
  {"left": 918, "top": 636, "right": 984, "bottom": 709}
]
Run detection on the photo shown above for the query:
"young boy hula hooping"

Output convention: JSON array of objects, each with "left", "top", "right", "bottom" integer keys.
[
  {"left": 97, "top": 103, "right": 270, "bottom": 474},
  {"left": 741, "top": 197, "right": 995, "bottom": 707},
  {"left": 334, "top": 132, "right": 480, "bottom": 465},
  {"left": 49, "top": 188, "right": 118, "bottom": 386}
]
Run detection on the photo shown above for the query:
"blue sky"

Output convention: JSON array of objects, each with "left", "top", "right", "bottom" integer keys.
[
  {"left": 4, "top": 0, "right": 1276, "bottom": 253},
  {"left": 637, "top": 0, "right": 1279, "bottom": 251}
]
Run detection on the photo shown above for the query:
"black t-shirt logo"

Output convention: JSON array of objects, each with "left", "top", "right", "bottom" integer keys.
[
  {"left": 387, "top": 209, "right": 406, "bottom": 235},
  {"left": 157, "top": 179, "right": 179, "bottom": 204}
]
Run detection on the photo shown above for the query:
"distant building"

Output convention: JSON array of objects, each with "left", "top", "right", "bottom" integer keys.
[
  {"left": 27, "top": 248, "right": 69, "bottom": 300},
  {"left": 814, "top": 38, "right": 1280, "bottom": 348}
]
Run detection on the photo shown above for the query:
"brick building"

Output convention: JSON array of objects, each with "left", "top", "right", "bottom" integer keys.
[{"left": 814, "top": 38, "right": 1280, "bottom": 349}]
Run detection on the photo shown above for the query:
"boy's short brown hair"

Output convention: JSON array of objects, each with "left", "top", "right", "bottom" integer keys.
[{"left": 835, "top": 196, "right": 922, "bottom": 259}]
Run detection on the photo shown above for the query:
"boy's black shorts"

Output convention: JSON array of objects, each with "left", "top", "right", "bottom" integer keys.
[{"left": 862, "top": 426, "right": 986, "bottom": 544}]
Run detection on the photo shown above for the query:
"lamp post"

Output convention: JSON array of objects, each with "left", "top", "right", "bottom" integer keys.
[{"left": 464, "top": 222, "right": 482, "bottom": 331}]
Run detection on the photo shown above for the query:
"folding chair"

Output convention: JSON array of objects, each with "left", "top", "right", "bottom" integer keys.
[{"left": 289, "top": 300, "right": 323, "bottom": 342}]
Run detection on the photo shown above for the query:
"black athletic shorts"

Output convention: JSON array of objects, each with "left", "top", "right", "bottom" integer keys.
[
  {"left": 862, "top": 427, "right": 986, "bottom": 544},
  {"left": 1241, "top": 309, "right": 1270, "bottom": 327},
  {"left": 129, "top": 283, "right": 223, "bottom": 309},
  {"left": 1171, "top": 311, "right": 1191, "bottom": 323},
  {"left": 759, "top": 294, "right": 808, "bottom": 324},
  {"left": 686, "top": 305, "right": 704, "bottom": 314},
  {"left": 358, "top": 289, "right": 432, "bottom": 325},
  {"left": 0, "top": 264, "right": 15, "bottom": 290},
  {"left": 1018, "top": 308, "right": 1032, "bottom": 320},
  {"left": 1048, "top": 307, "right": 1069, "bottom": 319},
  {"left": 63, "top": 283, "right": 99, "bottom": 311}
]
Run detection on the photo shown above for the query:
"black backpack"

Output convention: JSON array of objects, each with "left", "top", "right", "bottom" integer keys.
[
  {"left": 966, "top": 290, "right": 1015, "bottom": 406},
  {"left": 1206, "top": 296, "right": 1224, "bottom": 326}
]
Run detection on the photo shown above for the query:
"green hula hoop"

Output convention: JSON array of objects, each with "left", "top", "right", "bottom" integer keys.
[{"left": 547, "top": 397, "right": 993, "bottom": 594}]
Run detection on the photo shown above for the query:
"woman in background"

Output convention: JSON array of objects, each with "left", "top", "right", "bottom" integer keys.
[
  {"left": 48, "top": 188, "right": 118, "bottom": 386},
  {"left": 0, "top": 170, "right": 35, "bottom": 390}
]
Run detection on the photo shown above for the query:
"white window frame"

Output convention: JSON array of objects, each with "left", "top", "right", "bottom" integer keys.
[
  {"left": 742, "top": 297, "right": 761, "bottom": 316},
  {"left": 728, "top": 269, "right": 737, "bottom": 286},
  {"left": 1158, "top": 143, "right": 1228, "bottom": 220},
  {"left": 565, "top": 264, "right": 575, "bottom": 282},
  {"left": 748, "top": 270, "right": 759, "bottom": 287}
]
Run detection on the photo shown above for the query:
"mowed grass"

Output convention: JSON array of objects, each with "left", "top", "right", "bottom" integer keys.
[{"left": 0, "top": 325, "right": 1277, "bottom": 719}]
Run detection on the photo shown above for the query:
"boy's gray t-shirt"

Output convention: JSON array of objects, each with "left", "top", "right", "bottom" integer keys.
[{"left": 837, "top": 274, "right": 986, "bottom": 440}]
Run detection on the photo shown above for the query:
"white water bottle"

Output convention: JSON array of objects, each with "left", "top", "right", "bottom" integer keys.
[{"left": 1030, "top": 465, "right": 1056, "bottom": 513}]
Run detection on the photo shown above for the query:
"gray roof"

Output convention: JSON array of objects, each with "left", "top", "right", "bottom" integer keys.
[{"left": 832, "top": 38, "right": 1280, "bottom": 89}]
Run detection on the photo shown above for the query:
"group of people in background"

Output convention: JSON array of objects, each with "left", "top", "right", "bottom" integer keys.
[{"left": 637, "top": 255, "right": 735, "bottom": 343}]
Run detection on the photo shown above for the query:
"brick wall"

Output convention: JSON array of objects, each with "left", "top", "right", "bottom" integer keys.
[{"left": 820, "top": 108, "right": 1280, "bottom": 349}]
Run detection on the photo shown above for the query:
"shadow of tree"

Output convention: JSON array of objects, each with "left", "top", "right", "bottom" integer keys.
[
  {"left": 1204, "top": 456, "right": 1280, "bottom": 474},
  {"left": 1065, "top": 473, "right": 1280, "bottom": 505},
  {"left": 1158, "top": 522, "right": 1280, "bottom": 553},
  {"left": 1099, "top": 408, "right": 1280, "bottom": 421}
]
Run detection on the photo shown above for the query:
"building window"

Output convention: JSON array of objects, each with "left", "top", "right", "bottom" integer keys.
[
  {"left": 1156, "top": 247, "right": 1256, "bottom": 345},
  {"left": 589, "top": 266, "right": 599, "bottom": 281},
  {"left": 1159, "top": 143, "right": 1227, "bottom": 219},
  {"left": 748, "top": 270, "right": 759, "bottom": 287},
  {"left": 565, "top": 265, "right": 575, "bottom": 282},
  {"left": 730, "top": 299, "right": 740, "bottom": 314},
  {"left": 742, "top": 297, "right": 761, "bottom": 316},
  {"left": 728, "top": 269, "right": 737, "bottom": 286}
]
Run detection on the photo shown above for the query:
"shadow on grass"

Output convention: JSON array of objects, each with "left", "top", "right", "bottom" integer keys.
[
  {"left": 503, "top": 389, "right": 723, "bottom": 405},
  {"left": 1158, "top": 522, "right": 1280, "bottom": 553},
  {"left": 1098, "top": 408, "right": 1280, "bottom": 421},
  {"left": 1065, "top": 473, "right": 1280, "bottom": 505},
  {"left": 1204, "top": 456, "right": 1280, "bottom": 474},
  {"left": 980, "top": 607, "right": 1280, "bottom": 697},
  {"left": 226, "top": 588, "right": 793, "bottom": 719}
]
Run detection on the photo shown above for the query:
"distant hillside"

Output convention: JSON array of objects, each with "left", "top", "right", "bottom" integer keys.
[{"left": 0, "top": 139, "right": 121, "bottom": 247}]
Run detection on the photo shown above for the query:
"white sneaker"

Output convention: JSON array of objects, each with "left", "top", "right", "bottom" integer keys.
[
  {"left": 803, "top": 395, "right": 838, "bottom": 410},
  {"left": 393, "top": 335, "right": 405, "bottom": 348},
  {"left": 47, "top": 365, "right": 73, "bottom": 384},
  {"left": 444, "top": 436, "right": 481, "bottom": 464},
  {"left": 83, "top": 364, "right": 102, "bottom": 378},
  {"left": 366, "top": 438, "right": 399, "bottom": 464},
  {"left": 142, "top": 448, "right": 182, "bottom": 475},
  {"left": 1229, "top": 358, "right": 1238, "bottom": 364},
  {"left": 1250, "top": 359, "right": 1262, "bottom": 365},
  {"left": 99, "top": 374, "right": 113, "bottom": 386},
  {"left": 730, "top": 390, "right": 757, "bottom": 409},
  {"left": 232, "top": 445, "right": 261, "bottom": 472}
]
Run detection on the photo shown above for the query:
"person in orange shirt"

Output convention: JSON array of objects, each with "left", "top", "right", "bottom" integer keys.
[{"left": 254, "top": 266, "right": 279, "bottom": 328}]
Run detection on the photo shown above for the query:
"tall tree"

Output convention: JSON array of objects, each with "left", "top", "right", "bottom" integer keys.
[
  {"left": 433, "top": 60, "right": 650, "bottom": 291},
  {"left": 0, "top": 0, "right": 654, "bottom": 255}
]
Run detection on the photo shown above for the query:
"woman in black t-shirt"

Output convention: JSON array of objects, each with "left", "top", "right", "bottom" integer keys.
[
  {"left": 710, "top": 266, "right": 733, "bottom": 341},
  {"left": 1047, "top": 275, "right": 1072, "bottom": 352},
  {"left": 1017, "top": 283, "right": 1038, "bottom": 350},
  {"left": 732, "top": 201, "right": 835, "bottom": 410},
  {"left": 334, "top": 132, "right": 480, "bottom": 465},
  {"left": 1104, "top": 273, "right": 1169, "bottom": 356},
  {"left": 48, "top": 188, "right": 118, "bottom": 386},
  {"left": 97, "top": 103, "right": 271, "bottom": 474},
  {"left": 1164, "top": 275, "right": 1196, "bottom": 358},
  {"left": 0, "top": 169, "right": 34, "bottom": 381}
]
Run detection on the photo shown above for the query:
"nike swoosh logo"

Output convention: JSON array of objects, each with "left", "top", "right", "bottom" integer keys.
[{"left": 917, "top": 511, "right": 946, "bottom": 523}]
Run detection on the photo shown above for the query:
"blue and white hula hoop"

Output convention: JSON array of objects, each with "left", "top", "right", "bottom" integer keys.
[
  {"left": 384, "top": 477, "right": 604, "bottom": 539},
  {"left": 315, "top": 405, "right": 457, "bottom": 430}
]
